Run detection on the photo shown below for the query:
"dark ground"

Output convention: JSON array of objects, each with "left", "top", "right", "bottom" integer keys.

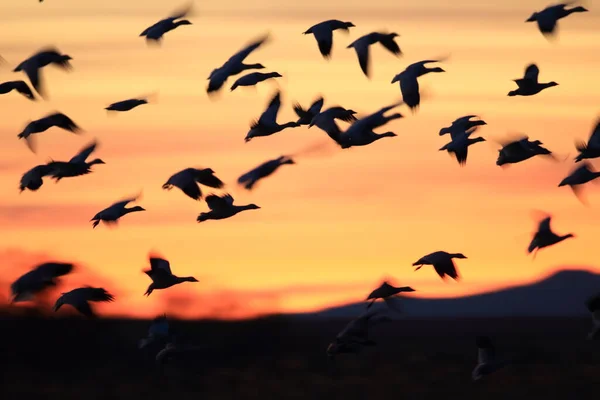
[{"left": 2, "top": 311, "right": 600, "bottom": 399}]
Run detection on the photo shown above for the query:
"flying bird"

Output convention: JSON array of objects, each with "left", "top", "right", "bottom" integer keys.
[
  {"left": 413, "top": 251, "right": 467, "bottom": 281},
  {"left": 46, "top": 140, "right": 105, "bottom": 181},
  {"left": 238, "top": 155, "right": 295, "bottom": 190},
  {"left": 303, "top": 19, "right": 355, "bottom": 59},
  {"left": 162, "top": 168, "right": 224, "bottom": 201},
  {"left": 19, "top": 164, "right": 56, "bottom": 192},
  {"left": 439, "top": 115, "right": 487, "bottom": 138},
  {"left": 527, "top": 214, "right": 574, "bottom": 259},
  {"left": 574, "top": 118, "right": 600, "bottom": 162},
  {"left": 472, "top": 336, "right": 511, "bottom": 381},
  {"left": 18, "top": 112, "right": 81, "bottom": 153},
  {"left": 10, "top": 262, "right": 74, "bottom": 303},
  {"left": 140, "top": 2, "right": 193, "bottom": 44},
  {"left": 558, "top": 161, "right": 600, "bottom": 203},
  {"left": 327, "top": 310, "right": 391, "bottom": 359},
  {"left": 585, "top": 293, "right": 600, "bottom": 340},
  {"left": 0, "top": 80, "right": 36, "bottom": 100},
  {"left": 13, "top": 47, "right": 72, "bottom": 98},
  {"left": 143, "top": 255, "right": 198, "bottom": 296},
  {"left": 495, "top": 135, "right": 556, "bottom": 166},
  {"left": 365, "top": 281, "right": 415, "bottom": 312},
  {"left": 508, "top": 64, "right": 558, "bottom": 97},
  {"left": 293, "top": 96, "right": 324, "bottom": 125},
  {"left": 54, "top": 287, "right": 114, "bottom": 318},
  {"left": 90, "top": 194, "right": 146, "bottom": 228},
  {"left": 105, "top": 97, "right": 151, "bottom": 112},
  {"left": 526, "top": 2, "right": 588, "bottom": 38},
  {"left": 197, "top": 194, "right": 260, "bottom": 222},
  {"left": 139, "top": 314, "right": 171, "bottom": 349},
  {"left": 392, "top": 59, "right": 445, "bottom": 111},
  {"left": 245, "top": 91, "right": 300, "bottom": 142},
  {"left": 347, "top": 32, "right": 401, "bottom": 77},
  {"left": 230, "top": 71, "right": 282, "bottom": 91},
  {"left": 439, "top": 127, "right": 486, "bottom": 166}
]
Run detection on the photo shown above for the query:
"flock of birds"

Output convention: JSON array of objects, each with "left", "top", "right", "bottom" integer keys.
[{"left": 3, "top": 1, "right": 600, "bottom": 381}]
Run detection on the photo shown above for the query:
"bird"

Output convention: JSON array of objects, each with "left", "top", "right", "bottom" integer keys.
[
  {"left": 90, "top": 194, "right": 146, "bottom": 229},
  {"left": 53, "top": 287, "right": 114, "bottom": 318},
  {"left": 508, "top": 64, "right": 558, "bottom": 97},
  {"left": 46, "top": 140, "right": 105, "bottom": 181},
  {"left": 526, "top": 2, "right": 588, "bottom": 38},
  {"left": 140, "top": 3, "right": 193, "bottom": 44},
  {"left": 0, "top": 80, "right": 36, "bottom": 100},
  {"left": 139, "top": 314, "right": 171, "bottom": 349},
  {"left": 558, "top": 161, "right": 600, "bottom": 203},
  {"left": 105, "top": 97, "right": 150, "bottom": 112},
  {"left": 19, "top": 164, "right": 56, "bottom": 192},
  {"left": 237, "top": 155, "right": 295, "bottom": 190},
  {"left": 347, "top": 32, "right": 401, "bottom": 77},
  {"left": 293, "top": 96, "right": 324, "bottom": 125},
  {"left": 303, "top": 19, "right": 355, "bottom": 59},
  {"left": 162, "top": 168, "right": 224, "bottom": 201},
  {"left": 143, "top": 255, "right": 198, "bottom": 296},
  {"left": 472, "top": 336, "right": 510, "bottom": 381},
  {"left": 439, "top": 115, "right": 487, "bottom": 138},
  {"left": 527, "top": 214, "right": 574, "bottom": 259},
  {"left": 17, "top": 112, "right": 81, "bottom": 153},
  {"left": 574, "top": 118, "right": 600, "bottom": 162},
  {"left": 310, "top": 102, "right": 401, "bottom": 149},
  {"left": 10, "top": 262, "right": 74, "bottom": 303},
  {"left": 244, "top": 91, "right": 300, "bottom": 142},
  {"left": 413, "top": 251, "right": 467, "bottom": 281},
  {"left": 391, "top": 59, "right": 445, "bottom": 111},
  {"left": 207, "top": 34, "right": 269, "bottom": 94},
  {"left": 197, "top": 194, "right": 260, "bottom": 222},
  {"left": 495, "top": 135, "right": 555, "bottom": 166},
  {"left": 439, "top": 127, "right": 486, "bottom": 166},
  {"left": 365, "top": 281, "right": 415, "bottom": 312},
  {"left": 585, "top": 293, "right": 600, "bottom": 340},
  {"left": 327, "top": 310, "right": 391, "bottom": 359},
  {"left": 13, "top": 47, "right": 72, "bottom": 98},
  {"left": 230, "top": 71, "right": 282, "bottom": 91}
]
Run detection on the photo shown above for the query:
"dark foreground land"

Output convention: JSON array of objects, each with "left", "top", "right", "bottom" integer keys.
[{"left": 2, "top": 314, "right": 600, "bottom": 399}]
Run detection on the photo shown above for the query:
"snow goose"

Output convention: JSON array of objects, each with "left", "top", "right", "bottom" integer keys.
[
  {"left": 197, "top": 193, "right": 260, "bottom": 222},
  {"left": 303, "top": 20, "right": 355, "bottom": 59},
  {"left": 412, "top": 251, "right": 466, "bottom": 281},
  {"left": 392, "top": 59, "right": 445, "bottom": 111},
  {"left": 143, "top": 255, "right": 198, "bottom": 296},
  {"left": 293, "top": 96, "right": 324, "bottom": 125},
  {"left": 105, "top": 97, "right": 150, "bottom": 112},
  {"left": 19, "top": 163, "right": 56, "bottom": 192},
  {"left": 244, "top": 91, "right": 300, "bottom": 142},
  {"left": 0, "top": 80, "right": 36, "bottom": 100},
  {"left": 162, "top": 167, "right": 224, "bottom": 201},
  {"left": 558, "top": 161, "right": 600, "bottom": 202},
  {"left": 327, "top": 310, "right": 391, "bottom": 358},
  {"left": 574, "top": 118, "right": 600, "bottom": 162},
  {"left": 472, "top": 336, "right": 510, "bottom": 381},
  {"left": 526, "top": 2, "right": 588, "bottom": 38},
  {"left": 439, "top": 127, "right": 486, "bottom": 166},
  {"left": 54, "top": 287, "right": 114, "bottom": 318},
  {"left": 230, "top": 71, "right": 282, "bottom": 91},
  {"left": 527, "top": 214, "right": 574, "bottom": 258},
  {"left": 139, "top": 314, "right": 171, "bottom": 349},
  {"left": 90, "top": 194, "right": 145, "bottom": 229},
  {"left": 207, "top": 34, "right": 269, "bottom": 94},
  {"left": 508, "top": 64, "right": 558, "bottom": 97},
  {"left": 439, "top": 115, "right": 487, "bottom": 138},
  {"left": 13, "top": 47, "right": 72, "bottom": 98},
  {"left": 10, "top": 262, "right": 74, "bottom": 303},
  {"left": 18, "top": 111, "right": 81, "bottom": 153},
  {"left": 347, "top": 32, "right": 401, "bottom": 78},
  {"left": 585, "top": 293, "right": 600, "bottom": 340},
  {"left": 365, "top": 281, "right": 415, "bottom": 312},
  {"left": 140, "top": 3, "right": 193, "bottom": 44},
  {"left": 237, "top": 155, "right": 295, "bottom": 190},
  {"left": 46, "top": 140, "right": 105, "bottom": 181},
  {"left": 495, "top": 135, "right": 555, "bottom": 166}
]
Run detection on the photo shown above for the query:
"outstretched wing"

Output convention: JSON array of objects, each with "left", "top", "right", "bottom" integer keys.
[
  {"left": 110, "top": 194, "right": 140, "bottom": 209},
  {"left": 83, "top": 287, "right": 115, "bottom": 303},
  {"left": 227, "top": 34, "right": 270, "bottom": 66},
  {"left": 48, "top": 112, "right": 80, "bottom": 132},
  {"left": 587, "top": 119, "right": 600, "bottom": 148},
  {"left": 69, "top": 140, "right": 98, "bottom": 164},
  {"left": 205, "top": 194, "right": 234, "bottom": 211},
  {"left": 476, "top": 336, "right": 495, "bottom": 364},
  {"left": 36, "top": 262, "right": 74, "bottom": 279},
  {"left": 258, "top": 91, "right": 281, "bottom": 124},
  {"left": 313, "top": 27, "right": 334, "bottom": 58},
  {"left": 524, "top": 64, "right": 540, "bottom": 83},
  {"left": 537, "top": 216, "right": 552, "bottom": 234},
  {"left": 149, "top": 257, "right": 172, "bottom": 275}
]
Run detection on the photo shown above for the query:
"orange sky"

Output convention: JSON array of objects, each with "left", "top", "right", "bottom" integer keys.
[{"left": 1, "top": 0, "right": 600, "bottom": 319}]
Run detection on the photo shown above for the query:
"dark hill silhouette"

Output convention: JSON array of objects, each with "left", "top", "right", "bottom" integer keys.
[{"left": 300, "top": 269, "right": 600, "bottom": 318}]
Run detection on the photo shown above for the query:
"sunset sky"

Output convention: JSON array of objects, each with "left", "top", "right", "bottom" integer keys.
[{"left": 1, "top": 0, "right": 599, "bottom": 319}]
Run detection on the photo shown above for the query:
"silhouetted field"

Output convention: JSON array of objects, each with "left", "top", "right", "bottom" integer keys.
[{"left": 2, "top": 311, "right": 600, "bottom": 399}]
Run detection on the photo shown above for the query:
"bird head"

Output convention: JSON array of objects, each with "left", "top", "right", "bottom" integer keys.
[
  {"left": 244, "top": 131, "right": 255, "bottom": 142},
  {"left": 557, "top": 178, "right": 569, "bottom": 187},
  {"left": 197, "top": 213, "right": 209, "bottom": 222},
  {"left": 177, "top": 20, "right": 192, "bottom": 26},
  {"left": 547, "top": 81, "right": 559, "bottom": 88},
  {"left": 130, "top": 206, "right": 146, "bottom": 212},
  {"left": 89, "top": 158, "right": 105, "bottom": 166},
  {"left": 525, "top": 12, "right": 537, "bottom": 22},
  {"left": 453, "top": 253, "right": 468, "bottom": 259},
  {"left": 247, "top": 204, "right": 261, "bottom": 210},
  {"left": 345, "top": 22, "right": 356, "bottom": 28}
]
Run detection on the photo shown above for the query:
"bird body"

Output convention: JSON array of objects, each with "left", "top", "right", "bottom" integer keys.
[
  {"left": 303, "top": 19, "right": 355, "bottom": 58},
  {"left": 238, "top": 156, "right": 295, "bottom": 190},
  {"left": 392, "top": 60, "right": 445, "bottom": 111},
  {"left": 18, "top": 112, "right": 81, "bottom": 153},
  {"left": 10, "top": 262, "right": 74, "bottom": 303},
  {"left": 526, "top": 3, "right": 588, "bottom": 38},
  {"left": 143, "top": 256, "right": 198, "bottom": 296},
  {"left": 162, "top": 168, "right": 224, "bottom": 200},
  {"left": 0, "top": 80, "right": 36, "bottom": 100},
  {"left": 230, "top": 71, "right": 282, "bottom": 91},
  {"left": 527, "top": 215, "right": 574, "bottom": 257},
  {"left": 90, "top": 195, "right": 145, "bottom": 228},
  {"left": 245, "top": 91, "right": 300, "bottom": 142},
  {"left": 508, "top": 64, "right": 558, "bottom": 96},
  {"left": 54, "top": 287, "right": 114, "bottom": 317},
  {"left": 347, "top": 32, "right": 401, "bottom": 77},
  {"left": 105, "top": 98, "right": 148, "bottom": 112},
  {"left": 14, "top": 48, "right": 72, "bottom": 98},
  {"left": 413, "top": 251, "right": 466, "bottom": 281},
  {"left": 197, "top": 194, "right": 260, "bottom": 222},
  {"left": 366, "top": 281, "right": 415, "bottom": 311}
]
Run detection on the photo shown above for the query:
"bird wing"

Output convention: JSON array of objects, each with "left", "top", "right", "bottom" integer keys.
[
  {"left": 48, "top": 112, "right": 79, "bottom": 131},
  {"left": 524, "top": 64, "right": 540, "bottom": 83},
  {"left": 399, "top": 75, "right": 420, "bottom": 109},
  {"left": 587, "top": 119, "right": 600, "bottom": 148},
  {"left": 453, "top": 145, "right": 469, "bottom": 166},
  {"left": 12, "top": 80, "right": 35, "bottom": 99},
  {"left": 168, "top": 1, "right": 192, "bottom": 20},
  {"left": 537, "top": 16, "right": 558, "bottom": 36},
  {"left": 69, "top": 140, "right": 97, "bottom": 164},
  {"left": 84, "top": 287, "right": 115, "bottom": 303},
  {"left": 453, "top": 115, "right": 478, "bottom": 125},
  {"left": 378, "top": 35, "right": 401, "bottom": 55},
  {"left": 353, "top": 42, "right": 370, "bottom": 77},
  {"left": 150, "top": 256, "right": 172, "bottom": 275},
  {"left": 309, "top": 97, "right": 325, "bottom": 115},
  {"left": 74, "top": 300, "right": 96, "bottom": 318},
  {"left": 193, "top": 169, "right": 224, "bottom": 188},
  {"left": 383, "top": 296, "right": 403, "bottom": 313},
  {"left": 36, "top": 262, "right": 74, "bottom": 279},
  {"left": 110, "top": 195, "right": 139, "bottom": 210},
  {"left": 538, "top": 216, "right": 552, "bottom": 234},
  {"left": 258, "top": 91, "right": 281, "bottom": 124},
  {"left": 313, "top": 26, "right": 334, "bottom": 57},
  {"left": 476, "top": 336, "right": 495, "bottom": 364},
  {"left": 149, "top": 315, "right": 170, "bottom": 337},
  {"left": 23, "top": 65, "right": 43, "bottom": 97},
  {"left": 227, "top": 34, "right": 270, "bottom": 66},
  {"left": 205, "top": 194, "right": 234, "bottom": 211},
  {"left": 434, "top": 258, "right": 459, "bottom": 280},
  {"left": 585, "top": 293, "right": 600, "bottom": 313}
]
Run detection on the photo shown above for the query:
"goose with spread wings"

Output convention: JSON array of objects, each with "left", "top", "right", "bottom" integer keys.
[
  {"left": 162, "top": 167, "right": 224, "bottom": 201},
  {"left": 574, "top": 118, "right": 600, "bottom": 162},
  {"left": 527, "top": 215, "right": 574, "bottom": 258},
  {"left": 392, "top": 59, "right": 445, "bottom": 111},
  {"left": 472, "top": 336, "right": 511, "bottom": 381},
  {"left": 143, "top": 255, "right": 198, "bottom": 296},
  {"left": 46, "top": 140, "right": 105, "bottom": 181},
  {"left": 327, "top": 310, "right": 391, "bottom": 358},
  {"left": 303, "top": 19, "right": 355, "bottom": 59},
  {"left": 90, "top": 195, "right": 146, "bottom": 229},
  {"left": 413, "top": 251, "right": 466, "bottom": 281},
  {"left": 439, "top": 115, "right": 487, "bottom": 138},
  {"left": 0, "top": 80, "right": 36, "bottom": 100},
  {"left": 244, "top": 91, "right": 300, "bottom": 142},
  {"left": 10, "top": 262, "right": 74, "bottom": 303},
  {"left": 508, "top": 64, "right": 558, "bottom": 97},
  {"left": 238, "top": 155, "right": 295, "bottom": 190},
  {"left": 18, "top": 112, "right": 81, "bottom": 153},
  {"left": 558, "top": 161, "right": 600, "bottom": 203},
  {"left": 54, "top": 287, "right": 114, "bottom": 318},
  {"left": 439, "top": 127, "right": 486, "bottom": 166},
  {"left": 230, "top": 71, "right": 282, "bottom": 91},
  {"left": 495, "top": 135, "right": 555, "bottom": 166},
  {"left": 13, "top": 47, "right": 72, "bottom": 98},
  {"left": 365, "top": 281, "right": 415, "bottom": 312},
  {"left": 197, "top": 194, "right": 260, "bottom": 222},
  {"left": 347, "top": 32, "right": 401, "bottom": 78},
  {"left": 140, "top": 3, "right": 192, "bottom": 44},
  {"left": 106, "top": 97, "right": 151, "bottom": 112},
  {"left": 526, "top": 2, "right": 588, "bottom": 38}
]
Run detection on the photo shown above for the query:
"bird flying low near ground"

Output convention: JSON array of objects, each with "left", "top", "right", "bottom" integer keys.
[
  {"left": 365, "top": 281, "right": 415, "bottom": 312},
  {"left": 574, "top": 118, "right": 600, "bottom": 162},
  {"left": 10, "top": 262, "right": 74, "bottom": 303},
  {"left": 439, "top": 126, "right": 486, "bottom": 166},
  {"left": 347, "top": 31, "right": 401, "bottom": 78},
  {"left": 19, "top": 164, "right": 56, "bottom": 192},
  {"left": 143, "top": 255, "right": 198, "bottom": 296},
  {"left": 0, "top": 80, "right": 36, "bottom": 100},
  {"left": 494, "top": 134, "right": 557, "bottom": 166},
  {"left": 13, "top": 47, "right": 72, "bottom": 98},
  {"left": 303, "top": 19, "right": 355, "bottom": 59},
  {"left": 392, "top": 59, "right": 445, "bottom": 112},
  {"left": 526, "top": 2, "right": 588, "bottom": 39},
  {"left": 413, "top": 251, "right": 466, "bottom": 281},
  {"left": 585, "top": 293, "right": 600, "bottom": 340},
  {"left": 207, "top": 34, "right": 269, "bottom": 94},
  {"left": 139, "top": 314, "right": 171, "bottom": 349},
  {"left": 472, "top": 336, "right": 511, "bottom": 381},
  {"left": 46, "top": 140, "right": 105, "bottom": 181},
  {"left": 558, "top": 161, "right": 600, "bottom": 204},
  {"left": 54, "top": 287, "right": 114, "bottom": 318},
  {"left": 508, "top": 64, "right": 558, "bottom": 97},
  {"left": 17, "top": 112, "right": 81, "bottom": 153},
  {"left": 162, "top": 167, "right": 224, "bottom": 201},
  {"left": 238, "top": 155, "right": 295, "bottom": 190},
  {"left": 527, "top": 213, "right": 574, "bottom": 259},
  {"left": 90, "top": 194, "right": 145, "bottom": 228},
  {"left": 197, "top": 194, "right": 260, "bottom": 222},
  {"left": 439, "top": 115, "right": 487, "bottom": 138},
  {"left": 140, "top": 2, "right": 193, "bottom": 44},
  {"left": 327, "top": 310, "right": 391, "bottom": 359},
  {"left": 245, "top": 91, "right": 300, "bottom": 142},
  {"left": 230, "top": 71, "right": 282, "bottom": 91},
  {"left": 293, "top": 96, "right": 324, "bottom": 125}
]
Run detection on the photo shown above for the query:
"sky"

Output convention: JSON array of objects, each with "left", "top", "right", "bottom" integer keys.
[{"left": 1, "top": 0, "right": 599, "bottom": 319}]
